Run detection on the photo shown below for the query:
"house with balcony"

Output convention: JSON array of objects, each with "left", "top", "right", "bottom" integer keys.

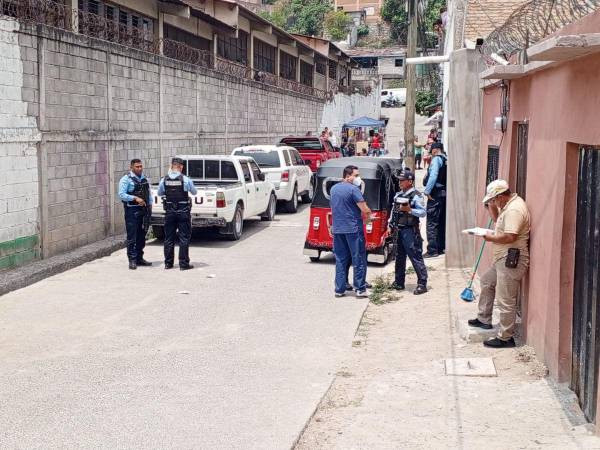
[{"left": 347, "top": 47, "right": 406, "bottom": 88}]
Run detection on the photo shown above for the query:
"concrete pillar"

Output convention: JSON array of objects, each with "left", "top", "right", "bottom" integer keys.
[
  {"left": 248, "top": 32, "right": 254, "bottom": 71},
  {"left": 445, "top": 48, "right": 484, "bottom": 268},
  {"left": 212, "top": 32, "right": 218, "bottom": 68},
  {"left": 66, "top": 0, "right": 78, "bottom": 33},
  {"left": 155, "top": 12, "right": 164, "bottom": 54}
]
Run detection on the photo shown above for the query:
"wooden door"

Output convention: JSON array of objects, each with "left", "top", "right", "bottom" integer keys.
[{"left": 571, "top": 146, "right": 600, "bottom": 422}]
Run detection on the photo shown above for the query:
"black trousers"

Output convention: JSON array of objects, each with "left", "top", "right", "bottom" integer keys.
[
  {"left": 164, "top": 206, "right": 192, "bottom": 266},
  {"left": 124, "top": 206, "right": 146, "bottom": 262},
  {"left": 395, "top": 226, "right": 428, "bottom": 287},
  {"left": 426, "top": 190, "right": 446, "bottom": 255}
]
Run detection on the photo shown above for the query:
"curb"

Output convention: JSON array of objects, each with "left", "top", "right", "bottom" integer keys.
[{"left": 0, "top": 235, "right": 126, "bottom": 297}]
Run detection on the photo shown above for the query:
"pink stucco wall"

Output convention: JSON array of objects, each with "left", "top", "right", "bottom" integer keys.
[{"left": 477, "top": 16, "right": 600, "bottom": 381}]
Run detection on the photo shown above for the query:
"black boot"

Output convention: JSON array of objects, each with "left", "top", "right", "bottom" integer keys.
[
  {"left": 180, "top": 264, "right": 195, "bottom": 271},
  {"left": 484, "top": 337, "right": 516, "bottom": 348},
  {"left": 136, "top": 258, "right": 152, "bottom": 266},
  {"left": 413, "top": 285, "right": 427, "bottom": 295},
  {"left": 468, "top": 318, "right": 493, "bottom": 330},
  {"left": 128, "top": 261, "right": 137, "bottom": 270}
]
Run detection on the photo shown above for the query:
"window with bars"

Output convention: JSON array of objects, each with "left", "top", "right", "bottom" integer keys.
[
  {"left": 328, "top": 60, "right": 337, "bottom": 80},
  {"left": 315, "top": 57, "right": 326, "bottom": 76},
  {"left": 279, "top": 51, "right": 297, "bottom": 81},
  {"left": 164, "top": 24, "right": 211, "bottom": 51},
  {"left": 217, "top": 31, "right": 248, "bottom": 65},
  {"left": 300, "top": 61, "right": 313, "bottom": 86},
  {"left": 486, "top": 146, "right": 500, "bottom": 186},
  {"left": 253, "top": 38, "right": 276, "bottom": 74}
]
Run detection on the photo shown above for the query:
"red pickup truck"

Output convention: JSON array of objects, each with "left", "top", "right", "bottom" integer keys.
[{"left": 279, "top": 136, "right": 340, "bottom": 173}]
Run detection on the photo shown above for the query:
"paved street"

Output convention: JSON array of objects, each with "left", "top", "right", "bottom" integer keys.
[{"left": 0, "top": 206, "right": 370, "bottom": 449}]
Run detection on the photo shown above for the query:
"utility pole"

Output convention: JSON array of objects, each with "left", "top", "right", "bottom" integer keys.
[{"left": 403, "top": 0, "right": 418, "bottom": 170}]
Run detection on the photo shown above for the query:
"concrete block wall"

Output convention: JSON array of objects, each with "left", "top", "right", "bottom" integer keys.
[
  {"left": 0, "top": 19, "right": 41, "bottom": 270},
  {"left": 320, "top": 89, "right": 381, "bottom": 138},
  {"left": 0, "top": 17, "right": 368, "bottom": 267}
]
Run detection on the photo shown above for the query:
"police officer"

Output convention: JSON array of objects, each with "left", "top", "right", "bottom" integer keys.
[
  {"left": 388, "top": 169, "right": 428, "bottom": 295},
  {"left": 118, "top": 158, "right": 153, "bottom": 270},
  {"left": 157, "top": 157, "right": 198, "bottom": 270},
  {"left": 423, "top": 142, "right": 447, "bottom": 257}
]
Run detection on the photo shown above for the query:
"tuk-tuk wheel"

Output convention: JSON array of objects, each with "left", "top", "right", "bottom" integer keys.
[
  {"left": 309, "top": 251, "right": 321, "bottom": 262},
  {"left": 377, "top": 244, "right": 390, "bottom": 266}
]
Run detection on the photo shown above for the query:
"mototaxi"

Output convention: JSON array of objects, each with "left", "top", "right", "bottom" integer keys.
[{"left": 303, "top": 157, "right": 401, "bottom": 264}]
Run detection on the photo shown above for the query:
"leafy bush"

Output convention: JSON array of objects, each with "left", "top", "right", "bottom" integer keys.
[
  {"left": 324, "top": 10, "right": 352, "bottom": 41},
  {"left": 415, "top": 90, "right": 437, "bottom": 116},
  {"left": 357, "top": 24, "right": 370, "bottom": 37},
  {"left": 261, "top": 0, "right": 332, "bottom": 36}
]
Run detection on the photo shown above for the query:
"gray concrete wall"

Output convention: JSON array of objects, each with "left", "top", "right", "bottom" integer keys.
[
  {"left": 0, "top": 17, "right": 347, "bottom": 267},
  {"left": 445, "top": 48, "right": 484, "bottom": 268},
  {"left": 0, "top": 19, "right": 41, "bottom": 270},
  {"left": 320, "top": 89, "right": 381, "bottom": 138}
]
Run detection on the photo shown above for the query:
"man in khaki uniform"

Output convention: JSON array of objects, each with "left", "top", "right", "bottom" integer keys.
[{"left": 468, "top": 179, "right": 530, "bottom": 348}]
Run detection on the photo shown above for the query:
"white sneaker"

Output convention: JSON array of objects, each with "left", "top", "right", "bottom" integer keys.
[{"left": 355, "top": 289, "right": 369, "bottom": 298}]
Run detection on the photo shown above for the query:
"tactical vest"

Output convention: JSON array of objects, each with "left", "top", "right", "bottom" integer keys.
[
  {"left": 162, "top": 175, "right": 189, "bottom": 204},
  {"left": 390, "top": 190, "right": 420, "bottom": 228},
  {"left": 423, "top": 155, "right": 447, "bottom": 189},
  {"left": 125, "top": 174, "right": 150, "bottom": 206}
]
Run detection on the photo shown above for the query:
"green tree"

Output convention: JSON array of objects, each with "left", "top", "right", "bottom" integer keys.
[
  {"left": 380, "top": 0, "right": 408, "bottom": 42},
  {"left": 324, "top": 10, "right": 352, "bottom": 41},
  {"left": 260, "top": 0, "right": 332, "bottom": 36}
]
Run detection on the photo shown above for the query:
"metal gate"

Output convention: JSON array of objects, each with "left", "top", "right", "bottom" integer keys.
[
  {"left": 515, "top": 124, "right": 529, "bottom": 318},
  {"left": 571, "top": 146, "right": 600, "bottom": 423},
  {"left": 516, "top": 124, "right": 528, "bottom": 198}
]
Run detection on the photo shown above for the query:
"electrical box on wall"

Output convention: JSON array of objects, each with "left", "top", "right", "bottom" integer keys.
[{"left": 494, "top": 115, "right": 507, "bottom": 132}]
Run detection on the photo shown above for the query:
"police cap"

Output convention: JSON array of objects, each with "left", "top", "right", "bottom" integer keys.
[
  {"left": 171, "top": 157, "right": 185, "bottom": 166},
  {"left": 398, "top": 169, "right": 415, "bottom": 181}
]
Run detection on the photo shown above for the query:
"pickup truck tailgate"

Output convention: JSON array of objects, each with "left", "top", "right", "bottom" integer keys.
[{"left": 151, "top": 186, "right": 218, "bottom": 215}]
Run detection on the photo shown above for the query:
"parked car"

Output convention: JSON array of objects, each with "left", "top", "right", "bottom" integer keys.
[
  {"left": 279, "top": 136, "right": 339, "bottom": 173},
  {"left": 150, "top": 155, "right": 277, "bottom": 241},
  {"left": 231, "top": 145, "right": 313, "bottom": 213},
  {"left": 380, "top": 88, "right": 406, "bottom": 107}
]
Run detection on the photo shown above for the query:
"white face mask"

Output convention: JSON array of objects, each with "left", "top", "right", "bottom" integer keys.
[{"left": 352, "top": 176, "right": 362, "bottom": 187}]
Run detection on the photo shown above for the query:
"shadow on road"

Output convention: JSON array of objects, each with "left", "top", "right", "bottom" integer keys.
[{"left": 148, "top": 204, "right": 311, "bottom": 249}]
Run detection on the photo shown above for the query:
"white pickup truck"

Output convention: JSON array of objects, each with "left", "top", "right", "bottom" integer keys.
[{"left": 150, "top": 155, "right": 277, "bottom": 240}]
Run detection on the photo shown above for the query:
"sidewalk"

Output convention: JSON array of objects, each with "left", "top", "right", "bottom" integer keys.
[{"left": 296, "top": 256, "right": 600, "bottom": 449}]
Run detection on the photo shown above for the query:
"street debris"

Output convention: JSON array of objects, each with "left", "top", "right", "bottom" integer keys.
[
  {"left": 444, "top": 357, "right": 497, "bottom": 377},
  {"left": 177, "top": 290, "right": 190, "bottom": 295},
  {"left": 207, "top": 274, "right": 216, "bottom": 278}
]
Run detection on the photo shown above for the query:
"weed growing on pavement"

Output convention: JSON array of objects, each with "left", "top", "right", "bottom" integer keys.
[
  {"left": 369, "top": 273, "right": 394, "bottom": 305},
  {"left": 406, "top": 265, "right": 436, "bottom": 274}
]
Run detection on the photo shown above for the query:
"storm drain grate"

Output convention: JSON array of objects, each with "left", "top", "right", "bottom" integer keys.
[{"left": 444, "top": 358, "right": 497, "bottom": 377}]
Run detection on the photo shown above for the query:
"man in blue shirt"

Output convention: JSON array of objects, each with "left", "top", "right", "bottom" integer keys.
[
  {"left": 423, "top": 142, "right": 447, "bottom": 257},
  {"left": 388, "top": 170, "right": 428, "bottom": 294},
  {"left": 330, "top": 165, "right": 372, "bottom": 298},
  {"left": 118, "top": 158, "right": 153, "bottom": 270},
  {"left": 157, "top": 157, "right": 198, "bottom": 270}
]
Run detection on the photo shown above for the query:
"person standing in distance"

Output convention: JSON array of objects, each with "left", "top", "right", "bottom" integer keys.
[
  {"left": 330, "top": 165, "right": 372, "bottom": 298},
  {"left": 118, "top": 158, "right": 153, "bottom": 270},
  {"left": 423, "top": 142, "right": 447, "bottom": 257},
  {"left": 157, "top": 157, "right": 198, "bottom": 270},
  {"left": 388, "top": 170, "right": 428, "bottom": 294}
]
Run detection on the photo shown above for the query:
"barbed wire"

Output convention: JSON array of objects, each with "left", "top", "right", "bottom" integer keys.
[
  {"left": 1, "top": 0, "right": 357, "bottom": 101},
  {"left": 482, "top": 0, "right": 600, "bottom": 58}
]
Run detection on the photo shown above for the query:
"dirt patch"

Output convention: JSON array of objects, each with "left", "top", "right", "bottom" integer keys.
[{"left": 516, "top": 345, "right": 550, "bottom": 378}]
